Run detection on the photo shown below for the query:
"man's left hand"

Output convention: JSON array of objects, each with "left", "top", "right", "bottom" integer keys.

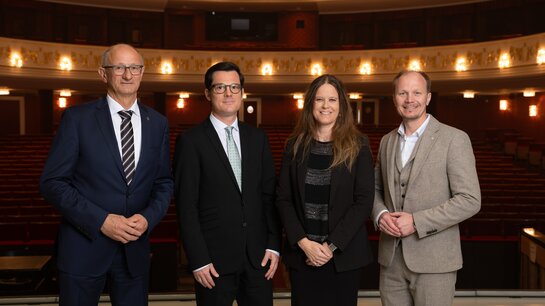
[
  {"left": 127, "top": 214, "right": 148, "bottom": 235},
  {"left": 390, "top": 212, "right": 416, "bottom": 237},
  {"left": 261, "top": 250, "right": 279, "bottom": 280}
]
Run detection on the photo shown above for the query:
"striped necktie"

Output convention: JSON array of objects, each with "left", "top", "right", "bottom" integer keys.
[
  {"left": 225, "top": 126, "right": 242, "bottom": 190},
  {"left": 119, "top": 110, "right": 135, "bottom": 185}
]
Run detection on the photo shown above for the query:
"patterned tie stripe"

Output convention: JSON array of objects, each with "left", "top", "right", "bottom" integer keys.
[
  {"left": 225, "top": 126, "right": 242, "bottom": 190},
  {"left": 119, "top": 110, "right": 135, "bottom": 185}
]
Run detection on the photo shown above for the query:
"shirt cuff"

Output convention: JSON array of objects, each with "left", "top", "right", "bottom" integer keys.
[
  {"left": 266, "top": 249, "right": 280, "bottom": 256},
  {"left": 375, "top": 209, "right": 389, "bottom": 228},
  {"left": 192, "top": 263, "right": 211, "bottom": 272}
]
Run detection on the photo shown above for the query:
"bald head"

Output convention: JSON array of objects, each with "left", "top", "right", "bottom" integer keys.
[{"left": 101, "top": 44, "right": 143, "bottom": 67}]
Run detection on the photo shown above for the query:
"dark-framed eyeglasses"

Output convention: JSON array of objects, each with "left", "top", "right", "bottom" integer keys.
[
  {"left": 102, "top": 65, "right": 144, "bottom": 76},
  {"left": 210, "top": 83, "right": 242, "bottom": 94}
]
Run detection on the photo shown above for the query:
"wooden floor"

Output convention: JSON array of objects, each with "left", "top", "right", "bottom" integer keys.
[
  {"left": 148, "top": 298, "right": 545, "bottom": 306},
  {"left": 2, "top": 292, "right": 545, "bottom": 306}
]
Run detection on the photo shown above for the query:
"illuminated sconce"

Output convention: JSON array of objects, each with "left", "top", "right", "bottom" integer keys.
[
  {"left": 297, "top": 99, "right": 304, "bottom": 109},
  {"left": 349, "top": 93, "right": 361, "bottom": 100},
  {"left": 537, "top": 49, "right": 545, "bottom": 65},
  {"left": 246, "top": 105, "right": 254, "bottom": 114},
  {"left": 59, "top": 57, "right": 72, "bottom": 71},
  {"left": 499, "top": 99, "right": 509, "bottom": 111},
  {"left": 261, "top": 64, "right": 272, "bottom": 76},
  {"left": 498, "top": 53, "right": 510, "bottom": 69},
  {"left": 523, "top": 228, "right": 536, "bottom": 235},
  {"left": 0, "top": 88, "right": 10, "bottom": 95},
  {"left": 311, "top": 64, "right": 322, "bottom": 76},
  {"left": 161, "top": 62, "right": 173, "bottom": 74},
  {"left": 359, "top": 62, "right": 371, "bottom": 75},
  {"left": 10, "top": 52, "right": 23, "bottom": 67},
  {"left": 176, "top": 98, "right": 185, "bottom": 109},
  {"left": 177, "top": 92, "right": 189, "bottom": 109},
  {"left": 59, "top": 89, "right": 72, "bottom": 97},
  {"left": 529, "top": 105, "right": 537, "bottom": 117},
  {"left": 463, "top": 91, "right": 475, "bottom": 99},
  {"left": 455, "top": 57, "right": 467, "bottom": 72},
  {"left": 408, "top": 60, "right": 421, "bottom": 71},
  {"left": 523, "top": 89, "right": 535, "bottom": 97},
  {"left": 58, "top": 97, "right": 67, "bottom": 108},
  {"left": 293, "top": 93, "right": 303, "bottom": 100}
]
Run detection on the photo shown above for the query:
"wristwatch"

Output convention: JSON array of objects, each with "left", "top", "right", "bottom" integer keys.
[{"left": 328, "top": 242, "right": 337, "bottom": 252}]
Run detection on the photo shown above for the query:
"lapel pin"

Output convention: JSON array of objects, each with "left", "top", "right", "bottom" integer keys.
[{"left": 146, "top": 116, "right": 150, "bottom": 121}]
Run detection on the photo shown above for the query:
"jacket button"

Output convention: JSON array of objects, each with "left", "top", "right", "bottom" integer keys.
[
  {"left": 401, "top": 194, "right": 405, "bottom": 198},
  {"left": 401, "top": 183, "right": 405, "bottom": 187},
  {"left": 242, "top": 222, "right": 247, "bottom": 227}
]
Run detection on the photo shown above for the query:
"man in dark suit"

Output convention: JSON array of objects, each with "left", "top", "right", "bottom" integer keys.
[
  {"left": 173, "top": 62, "right": 280, "bottom": 306},
  {"left": 40, "top": 44, "right": 173, "bottom": 306}
]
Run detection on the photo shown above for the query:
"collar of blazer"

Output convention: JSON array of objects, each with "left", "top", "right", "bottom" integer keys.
[
  {"left": 94, "top": 98, "right": 150, "bottom": 188},
  {"left": 204, "top": 118, "right": 245, "bottom": 194},
  {"left": 386, "top": 115, "right": 441, "bottom": 203}
]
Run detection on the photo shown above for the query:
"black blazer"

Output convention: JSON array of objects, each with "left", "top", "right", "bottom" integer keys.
[
  {"left": 173, "top": 118, "right": 280, "bottom": 274},
  {"left": 40, "top": 98, "right": 173, "bottom": 277},
  {"left": 275, "top": 135, "right": 374, "bottom": 272}
]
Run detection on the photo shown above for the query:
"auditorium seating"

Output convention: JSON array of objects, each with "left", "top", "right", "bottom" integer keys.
[{"left": 1, "top": 126, "right": 545, "bottom": 252}]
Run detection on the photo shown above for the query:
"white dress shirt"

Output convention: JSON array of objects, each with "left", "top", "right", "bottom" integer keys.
[
  {"left": 107, "top": 95, "right": 141, "bottom": 168},
  {"left": 209, "top": 113, "right": 242, "bottom": 158}
]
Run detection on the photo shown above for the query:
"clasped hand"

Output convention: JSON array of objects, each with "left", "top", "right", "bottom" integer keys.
[
  {"left": 298, "top": 238, "right": 332, "bottom": 267},
  {"left": 378, "top": 212, "right": 415, "bottom": 238},
  {"left": 100, "top": 213, "right": 148, "bottom": 243}
]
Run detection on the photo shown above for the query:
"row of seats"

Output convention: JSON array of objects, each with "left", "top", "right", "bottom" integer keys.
[{"left": 1, "top": 125, "right": 545, "bottom": 243}]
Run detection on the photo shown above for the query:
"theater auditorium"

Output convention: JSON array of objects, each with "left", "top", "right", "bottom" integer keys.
[{"left": 0, "top": 0, "right": 545, "bottom": 305}]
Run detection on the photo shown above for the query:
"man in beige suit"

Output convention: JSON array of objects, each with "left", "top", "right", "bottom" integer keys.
[{"left": 372, "top": 70, "right": 481, "bottom": 306}]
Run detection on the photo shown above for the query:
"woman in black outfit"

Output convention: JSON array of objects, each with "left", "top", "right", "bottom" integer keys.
[{"left": 276, "top": 74, "right": 375, "bottom": 306}]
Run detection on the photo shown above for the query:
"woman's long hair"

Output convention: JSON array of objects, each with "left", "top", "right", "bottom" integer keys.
[{"left": 288, "top": 74, "right": 362, "bottom": 170}]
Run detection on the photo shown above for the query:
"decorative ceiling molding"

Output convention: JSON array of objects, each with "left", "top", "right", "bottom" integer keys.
[{"left": 1, "top": 33, "right": 544, "bottom": 95}]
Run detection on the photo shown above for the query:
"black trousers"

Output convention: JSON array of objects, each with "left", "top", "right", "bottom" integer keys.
[
  {"left": 289, "top": 261, "right": 362, "bottom": 306},
  {"left": 195, "top": 254, "right": 273, "bottom": 306}
]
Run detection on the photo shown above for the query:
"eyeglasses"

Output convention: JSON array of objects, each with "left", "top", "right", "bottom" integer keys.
[
  {"left": 210, "top": 83, "right": 242, "bottom": 94},
  {"left": 102, "top": 65, "right": 144, "bottom": 76}
]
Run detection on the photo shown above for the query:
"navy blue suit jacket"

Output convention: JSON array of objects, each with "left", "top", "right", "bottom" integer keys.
[{"left": 40, "top": 98, "right": 173, "bottom": 277}]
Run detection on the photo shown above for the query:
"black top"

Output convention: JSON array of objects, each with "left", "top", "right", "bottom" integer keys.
[{"left": 304, "top": 140, "right": 333, "bottom": 242}]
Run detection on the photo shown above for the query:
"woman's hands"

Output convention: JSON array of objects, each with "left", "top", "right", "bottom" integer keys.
[{"left": 298, "top": 238, "right": 333, "bottom": 267}]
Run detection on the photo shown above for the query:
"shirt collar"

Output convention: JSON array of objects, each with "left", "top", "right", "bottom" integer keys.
[
  {"left": 209, "top": 113, "right": 239, "bottom": 132},
  {"left": 107, "top": 95, "right": 140, "bottom": 118},
  {"left": 397, "top": 114, "right": 430, "bottom": 138}
]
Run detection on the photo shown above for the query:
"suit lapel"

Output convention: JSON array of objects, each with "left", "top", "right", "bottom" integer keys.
[
  {"left": 296, "top": 150, "right": 308, "bottom": 207},
  {"left": 407, "top": 116, "right": 440, "bottom": 188},
  {"left": 204, "top": 119, "right": 241, "bottom": 194},
  {"left": 94, "top": 98, "right": 125, "bottom": 180},
  {"left": 239, "top": 121, "right": 249, "bottom": 193},
  {"left": 130, "top": 102, "right": 149, "bottom": 188},
  {"left": 385, "top": 131, "right": 398, "bottom": 207}
]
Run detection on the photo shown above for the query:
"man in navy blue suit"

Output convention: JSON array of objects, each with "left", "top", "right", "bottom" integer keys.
[{"left": 40, "top": 44, "right": 173, "bottom": 306}]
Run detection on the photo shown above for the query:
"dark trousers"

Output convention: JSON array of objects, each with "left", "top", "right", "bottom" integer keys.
[
  {"left": 58, "top": 246, "right": 148, "bottom": 306},
  {"left": 195, "top": 254, "right": 273, "bottom": 306},
  {"left": 289, "top": 261, "right": 362, "bottom": 306}
]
